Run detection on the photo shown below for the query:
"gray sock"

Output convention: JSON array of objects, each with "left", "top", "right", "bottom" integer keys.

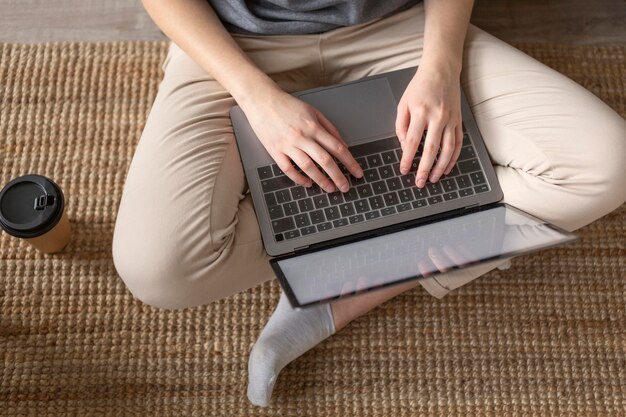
[{"left": 247, "top": 292, "right": 336, "bottom": 407}]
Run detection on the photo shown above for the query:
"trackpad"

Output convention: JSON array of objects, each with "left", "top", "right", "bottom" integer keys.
[{"left": 298, "top": 77, "right": 397, "bottom": 143}]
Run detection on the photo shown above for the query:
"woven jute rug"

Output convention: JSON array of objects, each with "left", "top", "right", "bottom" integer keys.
[{"left": 1, "top": 42, "right": 624, "bottom": 416}]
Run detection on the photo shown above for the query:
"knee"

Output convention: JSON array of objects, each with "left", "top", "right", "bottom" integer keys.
[{"left": 111, "top": 214, "right": 230, "bottom": 310}]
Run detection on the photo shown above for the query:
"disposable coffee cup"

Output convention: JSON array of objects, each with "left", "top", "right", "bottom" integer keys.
[{"left": 0, "top": 175, "right": 71, "bottom": 253}]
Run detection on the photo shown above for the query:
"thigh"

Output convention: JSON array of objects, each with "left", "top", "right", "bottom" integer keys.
[
  {"left": 461, "top": 25, "right": 626, "bottom": 231},
  {"left": 113, "top": 38, "right": 325, "bottom": 308}
]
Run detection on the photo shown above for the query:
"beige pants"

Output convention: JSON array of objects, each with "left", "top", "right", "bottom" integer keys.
[{"left": 112, "top": 4, "right": 626, "bottom": 309}]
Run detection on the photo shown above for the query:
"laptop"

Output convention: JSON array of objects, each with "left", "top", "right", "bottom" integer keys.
[{"left": 230, "top": 66, "right": 577, "bottom": 308}]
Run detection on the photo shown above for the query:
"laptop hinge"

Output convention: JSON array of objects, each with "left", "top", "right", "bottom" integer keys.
[{"left": 294, "top": 245, "right": 309, "bottom": 252}]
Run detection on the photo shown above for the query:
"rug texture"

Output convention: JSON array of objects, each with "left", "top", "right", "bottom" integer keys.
[{"left": 0, "top": 42, "right": 624, "bottom": 416}]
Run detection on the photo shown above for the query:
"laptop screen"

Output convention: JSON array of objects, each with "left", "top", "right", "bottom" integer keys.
[{"left": 272, "top": 204, "right": 576, "bottom": 308}]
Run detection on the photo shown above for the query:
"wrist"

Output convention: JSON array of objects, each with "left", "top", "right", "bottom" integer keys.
[
  {"left": 419, "top": 50, "right": 463, "bottom": 79},
  {"left": 229, "top": 69, "right": 283, "bottom": 111}
]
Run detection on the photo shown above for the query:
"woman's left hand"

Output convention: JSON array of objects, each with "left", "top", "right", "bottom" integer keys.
[{"left": 395, "top": 65, "right": 463, "bottom": 188}]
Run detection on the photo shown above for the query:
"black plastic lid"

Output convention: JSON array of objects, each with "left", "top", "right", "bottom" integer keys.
[{"left": 0, "top": 175, "right": 65, "bottom": 238}]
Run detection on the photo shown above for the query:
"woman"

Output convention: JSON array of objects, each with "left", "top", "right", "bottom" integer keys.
[{"left": 112, "top": 0, "right": 626, "bottom": 407}]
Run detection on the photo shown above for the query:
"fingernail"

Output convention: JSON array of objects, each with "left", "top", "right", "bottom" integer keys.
[
  {"left": 431, "top": 174, "right": 440, "bottom": 183},
  {"left": 356, "top": 168, "right": 364, "bottom": 178},
  {"left": 417, "top": 178, "right": 426, "bottom": 188},
  {"left": 401, "top": 167, "right": 408, "bottom": 175},
  {"left": 326, "top": 185, "right": 336, "bottom": 193},
  {"left": 340, "top": 184, "right": 349, "bottom": 193}
]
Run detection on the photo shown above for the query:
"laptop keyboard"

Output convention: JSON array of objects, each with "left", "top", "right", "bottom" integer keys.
[{"left": 258, "top": 132, "right": 490, "bottom": 242}]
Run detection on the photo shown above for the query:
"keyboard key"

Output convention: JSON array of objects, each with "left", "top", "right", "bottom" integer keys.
[
  {"left": 427, "top": 195, "right": 443, "bottom": 205},
  {"left": 381, "top": 150, "right": 398, "bottom": 164},
  {"left": 396, "top": 203, "right": 412, "bottom": 212},
  {"left": 426, "top": 182, "right": 443, "bottom": 195},
  {"left": 441, "top": 178, "right": 457, "bottom": 192},
  {"left": 356, "top": 184, "right": 373, "bottom": 199},
  {"left": 290, "top": 186, "right": 306, "bottom": 200},
  {"left": 272, "top": 164, "right": 284, "bottom": 176},
  {"left": 300, "top": 226, "right": 316, "bottom": 235},
  {"left": 264, "top": 192, "right": 277, "bottom": 207},
  {"left": 284, "top": 201, "right": 299, "bottom": 216},
  {"left": 401, "top": 173, "right": 416, "bottom": 188},
  {"left": 261, "top": 176, "right": 294, "bottom": 192},
  {"left": 317, "top": 222, "right": 333, "bottom": 232},
  {"left": 294, "top": 213, "right": 310, "bottom": 228},
  {"left": 324, "top": 206, "right": 341, "bottom": 220},
  {"left": 313, "top": 194, "right": 330, "bottom": 209},
  {"left": 268, "top": 205, "right": 284, "bottom": 220},
  {"left": 412, "top": 199, "right": 427, "bottom": 209},
  {"left": 372, "top": 181, "right": 388, "bottom": 195},
  {"left": 349, "top": 175, "right": 365, "bottom": 187},
  {"left": 392, "top": 163, "right": 402, "bottom": 176},
  {"left": 413, "top": 187, "right": 428, "bottom": 199},
  {"left": 463, "top": 132, "right": 471, "bottom": 146},
  {"left": 309, "top": 210, "right": 326, "bottom": 224},
  {"left": 348, "top": 214, "right": 365, "bottom": 224},
  {"left": 470, "top": 172, "right": 486, "bottom": 185},
  {"left": 339, "top": 202, "right": 356, "bottom": 217},
  {"left": 456, "top": 175, "right": 471, "bottom": 189},
  {"left": 344, "top": 188, "right": 359, "bottom": 202},
  {"left": 276, "top": 189, "right": 292, "bottom": 204},
  {"left": 298, "top": 198, "right": 314, "bottom": 212},
  {"left": 458, "top": 158, "right": 481, "bottom": 174},
  {"left": 368, "top": 196, "right": 385, "bottom": 210},
  {"left": 474, "top": 184, "right": 489, "bottom": 193},
  {"left": 363, "top": 169, "right": 380, "bottom": 183},
  {"left": 378, "top": 165, "right": 394, "bottom": 179},
  {"left": 386, "top": 177, "right": 402, "bottom": 191},
  {"left": 257, "top": 166, "right": 273, "bottom": 180},
  {"left": 365, "top": 211, "right": 381, "bottom": 220},
  {"left": 337, "top": 161, "right": 349, "bottom": 174},
  {"left": 448, "top": 165, "right": 461, "bottom": 177},
  {"left": 333, "top": 218, "right": 349, "bottom": 228},
  {"left": 275, "top": 233, "right": 284, "bottom": 242},
  {"left": 459, "top": 146, "right": 476, "bottom": 160},
  {"left": 355, "top": 157, "right": 368, "bottom": 170},
  {"left": 398, "top": 189, "right": 414, "bottom": 203},
  {"left": 284, "top": 230, "right": 301, "bottom": 240},
  {"left": 443, "top": 191, "right": 459, "bottom": 201},
  {"left": 395, "top": 148, "right": 403, "bottom": 160},
  {"left": 354, "top": 199, "right": 371, "bottom": 214},
  {"left": 381, "top": 207, "right": 396, "bottom": 216},
  {"left": 306, "top": 184, "right": 322, "bottom": 196},
  {"left": 272, "top": 217, "right": 295, "bottom": 233},
  {"left": 366, "top": 154, "right": 383, "bottom": 168},
  {"left": 459, "top": 188, "right": 474, "bottom": 197},
  {"left": 383, "top": 192, "right": 399, "bottom": 206},
  {"left": 327, "top": 191, "right": 344, "bottom": 205}
]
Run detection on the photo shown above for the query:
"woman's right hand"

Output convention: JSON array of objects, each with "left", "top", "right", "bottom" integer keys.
[{"left": 240, "top": 87, "right": 364, "bottom": 193}]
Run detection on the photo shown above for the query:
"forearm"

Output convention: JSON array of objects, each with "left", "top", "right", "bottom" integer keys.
[
  {"left": 421, "top": 0, "right": 474, "bottom": 76},
  {"left": 142, "top": 0, "right": 280, "bottom": 107}
]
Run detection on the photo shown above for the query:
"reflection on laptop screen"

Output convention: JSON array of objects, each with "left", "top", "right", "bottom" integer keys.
[{"left": 275, "top": 205, "right": 574, "bottom": 307}]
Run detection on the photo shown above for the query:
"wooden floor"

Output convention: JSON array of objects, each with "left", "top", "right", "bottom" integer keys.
[{"left": 0, "top": 0, "right": 625, "bottom": 44}]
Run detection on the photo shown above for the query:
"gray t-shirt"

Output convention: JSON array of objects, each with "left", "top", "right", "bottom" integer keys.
[{"left": 209, "top": 0, "right": 421, "bottom": 35}]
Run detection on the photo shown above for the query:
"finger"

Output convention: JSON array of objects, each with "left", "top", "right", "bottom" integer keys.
[
  {"left": 399, "top": 113, "right": 426, "bottom": 175},
  {"left": 289, "top": 148, "right": 334, "bottom": 193},
  {"left": 313, "top": 119, "right": 364, "bottom": 180},
  {"left": 415, "top": 121, "right": 444, "bottom": 188},
  {"left": 395, "top": 101, "right": 410, "bottom": 143},
  {"left": 430, "top": 125, "right": 456, "bottom": 183},
  {"left": 441, "top": 244, "right": 470, "bottom": 268},
  {"left": 301, "top": 140, "right": 348, "bottom": 193},
  {"left": 417, "top": 257, "right": 436, "bottom": 278},
  {"left": 272, "top": 152, "right": 312, "bottom": 187},
  {"left": 428, "top": 246, "right": 453, "bottom": 273},
  {"left": 444, "top": 123, "right": 463, "bottom": 175},
  {"left": 340, "top": 280, "right": 355, "bottom": 297}
]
